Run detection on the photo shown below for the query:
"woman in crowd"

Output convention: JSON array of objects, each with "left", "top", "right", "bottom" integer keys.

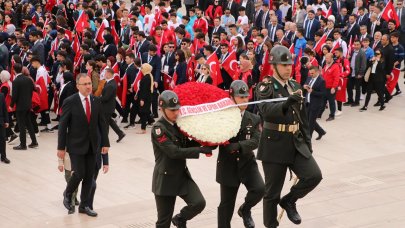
[
  {"left": 136, "top": 63, "right": 154, "bottom": 134},
  {"left": 196, "top": 63, "right": 213, "bottom": 84},
  {"left": 86, "top": 60, "right": 100, "bottom": 94},
  {"left": 361, "top": 49, "right": 386, "bottom": 111},
  {"left": 173, "top": 49, "right": 187, "bottom": 86}
]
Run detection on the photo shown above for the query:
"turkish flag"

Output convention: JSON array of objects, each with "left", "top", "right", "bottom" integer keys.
[
  {"left": 386, "top": 68, "right": 400, "bottom": 94},
  {"left": 381, "top": 1, "right": 399, "bottom": 28},
  {"left": 36, "top": 77, "right": 49, "bottom": 112},
  {"left": 222, "top": 51, "right": 239, "bottom": 80},
  {"left": 346, "top": 36, "right": 354, "bottom": 58},
  {"left": 260, "top": 50, "right": 272, "bottom": 81},
  {"left": 71, "top": 33, "right": 80, "bottom": 54},
  {"left": 187, "top": 57, "right": 196, "bottom": 82},
  {"left": 95, "top": 22, "right": 106, "bottom": 44},
  {"left": 314, "top": 34, "right": 327, "bottom": 55},
  {"left": 323, "top": 7, "right": 332, "bottom": 18},
  {"left": 75, "top": 11, "right": 90, "bottom": 34},
  {"left": 42, "top": 17, "right": 50, "bottom": 38},
  {"left": 163, "top": 73, "right": 172, "bottom": 90},
  {"left": 172, "top": 71, "right": 178, "bottom": 88},
  {"left": 120, "top": 74, "right": 128, "bottom": 108},
  {"left": 132, "top": 71, "right": 143, "bottom": 93},
  {"left": 45, "top": 0, "right": 56, "bottom": 12},
  {"left": 206, "top": 53, "right": 223, "bottom": 86},
  {"left": 331, "top": 41, "right": 340, "bottom": 53},
  {"left": 32, "top": 15, "right": 37, "bottom": 24},
  {"left": 110, "top": 21, "right": 120, "bottom": 45},
  {"left": 289, "top": 43, "right": 295, "bottom": 54}
]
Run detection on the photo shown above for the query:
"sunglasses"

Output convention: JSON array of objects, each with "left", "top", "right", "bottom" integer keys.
[
  {"left": 375, "top": 52, "right": 381, "bottom": 55},
  {"left": 169, "top": 46, "right": 175, "bottom": 48},
  {"left": 181, "top": 43, "right": 187, "bottom": 45},
  {"left": 201, "top": 68, "right": 207, "bottom": 70}
]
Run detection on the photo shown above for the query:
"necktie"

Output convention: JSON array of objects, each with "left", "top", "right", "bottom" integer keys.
[
  {"left": 148, "top": 56, "right": 152, "bottom": 63},
  {"left": 85, "top": 97, "right": 91, "bottom": 123},
  {"left": 271, "top": 26, "right": 276, "bottom": 41},
  {"left": 371, "top": 23, "right": 375, "bottom": 36},
  {"left": 359, "top": 16, "right": 363, "bottom": 24},
  {"left": 284, "top": 84, "right": 289, "bottom": 92}
]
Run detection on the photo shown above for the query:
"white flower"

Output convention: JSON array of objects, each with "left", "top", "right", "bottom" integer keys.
[{"left": 177, "top": 107, "right": 242, "bottom": 145}]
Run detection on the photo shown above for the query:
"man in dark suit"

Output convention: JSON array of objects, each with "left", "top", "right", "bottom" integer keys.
[
  {"left": 335, "top": 7, "right": 349, "bottom": 29},
  {"left": 101, "top": 68, "right": 125, "bottom": 142},
  {"left": 135, "top": 31, "right": 150, "bottom": 58},
  {"left": 304, "top": 66, "right": 326, "bottom": 140},
  {"left": 162, "top": 42, "right": 176, "bottom": 76},
  {"left": 225, "top": 0, "right": 240, "bottom": 21},
  {"left": 303, "top": 10, "right": 320, "bottom": 41},
  {"left": 256, "top": 46, "right": 322, "bottom": 228},
  {"left": 119, "top": 17, "right": 131, "bottom": 46},
  {"left": 332, "top": 0, "right": 347, "bottom": 16},
  {"left": 260, "top": 4, "right": 271, "bottom": 30},
  {"left": 10, "top": 63, "right": 38, "bottom": 150},
  {"left": 344, "top": 14, "right": 361, "bottom": 42},
  {"left": 58, "top": 73, "right": 110, "bottom": 217},
  {"left": 357, "top": 7, "right": 369, "bottom": 26},
  {"left": 359, "top": 25, "right": 373, "bottom": 42},
  {"left": 0, "top": 93, "right": 9, "bottom": 164},
  {"left": 381, "top": 34, "right": 395, "bottom": 103},
  {"left": 8, "top": 35, "right": 20, "bottom": 63},
  {"left": 151, "top": 91, "right": 213, "bottom": 227},
  {"left": 254, "top": 2, "right": 264, "bottom": 29},
  {"left": 29, "top": 30, "right": 45, "bottom": 65},
  {"left": 122, "top": 53, "right": 138, "bottom": 125},
  {"left": 142, "top": 45, "right": 161, "bottom": 119},
  {"left": 396, "top": 1, "right": 405, "bottom": 44},
  {"left": 0, "top": 33, "right": 9, "bottom": 71},
  {"left": 268, "top": 16, "right": 284, "bottom": 42},
  {"left": 217, "top": 81, "right": 264, "bottom": 228},
  {"left": 211, "top": 18, "right": 225, "bottom": 42}
]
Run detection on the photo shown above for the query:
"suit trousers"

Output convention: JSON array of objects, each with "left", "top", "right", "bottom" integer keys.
[
  {"left": 66, "top": 152, "right": 96, "bottom": 208},
  {"left": 104, "top": 113, "right": 124, "bottom": 137},
  {"left": 151, "top": 90, "right": 159, "bottom": 117},
  {"left": 262, "top": 153, "right": 322, "bottom": 227},
  {"left": 88, "top": 167, "right": 100, "bottom": 210},
  {"left": 155, "top": 179, "right": 206, "bottom": 228},
  {"left": 15, "top": 110, "right": 37, "bottom": 146},
  {"left": 306, "top": 103, "right": 326, "bottom": 137},
  {"left": 320, "top": 89, "right": 336, "bottom": 118},
  {"left": 64, "top": 170, "right": 78, "bottom": 208},
  {"left": 364, "top": 77, "right": 385, "bottom": 107},
  {"left": 347, "top": 77, "right": 362, "bottom": 104},
  {"left": 0, "top": 127, "right": 6, "bottom": 159},
  {"left": 218, "top": 173, "right": 265, "bottom": 228},
  {"left": 123, "top": 92, "right": 136, "bottom": 122}
]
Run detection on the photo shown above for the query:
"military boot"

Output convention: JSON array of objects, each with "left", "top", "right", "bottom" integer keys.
[
  {"left": 172, "top": 214, "right": 187, "bottom": 228},
  {"left": 237, "top": 203, "right": 255, "bottom": 228},
  {"left": 279, "top": 195, "right": 301, "bottom": 224}
]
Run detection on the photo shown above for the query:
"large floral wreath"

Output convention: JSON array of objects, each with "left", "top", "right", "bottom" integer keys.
[{"left": 173, "top": 82, "right": 242, "bottom": 146}]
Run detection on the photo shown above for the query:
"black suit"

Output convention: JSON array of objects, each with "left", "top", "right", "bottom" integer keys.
[
  {"left": 142, "top": 53, "right": 162, "bottom": 118},
  {"left": 162, "top": 52, "right": 176, "bottom": 76},
  {"left": 137, "top": 74, "right": 153, "bottom": 130},
  {"left": 254, "top": 10, "right": 264, "bottom": 29},
  {"left": 357, "top": 13, "right": 370, "bottom": 26},
  {"left": 344, "top": 23, "right": 360, "bottom": 42},
  {"left": 175, "top": 62, "right": 187, "bottom": 85},
  {"left": 102, "top": 44, "right": 117, "bottom": 59},
  {"left": 332, "top": 0, "right": 347, "bottom": 16},
  {"left": 136, "top": 40, "right": 150, "bottom": 58},
  {"left": 31, "top": 40, "right": 45, "bottom": 65},
  {"left": 101, "top": 79, "right": 124, "bottom": 137},
  {"left": 58, "top": 80, "right": 77, "bottom": 115},
  {"left": 0, "top": 94, "right": 8, "bottom": 159},
  {"left": 123, "top": 63, "right": 137, "bottom": 123},
  {"left": 11, "top": 74, "right": 37, "bottom": 147},
  {"left": 9, "top": 44, "right": 20, "bottom": 63},
  {"left": 335, "top": 15, "right": 349, "bottom": 29},
  {"left": 305, "top": 76, "right": 326, "bottom": 137},
  {"left": 216, "top": 111, "right": 264, "bottom": 227},
  {"left": 120, "top": 26, "right": 131, "bottom": 46},
  {"left": 58, "top": 93, "right": 110, "bottom": 208}
]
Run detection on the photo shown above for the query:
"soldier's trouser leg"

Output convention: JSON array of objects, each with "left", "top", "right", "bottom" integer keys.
[
  {"left": 179, "top": 179, "right": 206, "bottom": 220},
  {"left": 284, "top": 154, "right": 322, "bottom": 201},
  {"left": 218, "top": 185, "right": 239, "bottom": 228},
  {"left": 262, "top": 162, "right": 288, "bottom": 227},
  {"left": 243, "top": 164, "right": 265, "bottom": 210},
  {"left": 155, "top": 195, "right": 176, "bottom": 228}
]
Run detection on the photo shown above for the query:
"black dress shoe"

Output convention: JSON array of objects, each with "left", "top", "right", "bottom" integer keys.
[
  {"left": 172, "top": 214, "right": 187, "bottom": 228},
  {"left": 28, "top": 142, "right": 39, "bottom": 148},
  {"left": 1, "top": 157, "right": 10, "bottom": 164},
  {"left": 78, "top": 206, "right": 98, "bottom": 217},
  {"left": 360, "top": 107, "right": 367, "bottom": 112},
  {"left": 373, "top": 102, "right": 381, "bottom": 107},
  {"left": 13, "top": 145, "right": 27, "bottom": 150},
  {"left": 343, "top": 102, "right": 353, "bottom": 106},
  {"left": 279, "top": 197, "right": 302, "bottom": 225},
  {"left": 237, "top": 203, "right": 255, "bottom": 228},
  {"left": 63, "top": 191, "right": 72, "bottom": 211},
  {"left": 315, "top": 132, "right": 326, "bottom": 140},
  {"left": 393, "top": 90, "right": 402, "bottom": 96},
  {"left": 351, "top": 103, "right": 360, "bottom": 107},
  {"left": 116, "top": 133, "right": 126, "bottom": 143},
  {"left": 379, "top": 105, "right": 386, "bottom": 111},
  {"left": 326, "top": 116, "right": 334, "bottom": 121},
  {"left": 68, "top": 206, "right": 75, "bottom": 214}
]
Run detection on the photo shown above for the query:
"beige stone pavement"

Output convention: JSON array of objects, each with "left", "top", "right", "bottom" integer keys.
[{"left": 0, "top": 76, "right": 404, "bottom": 228}]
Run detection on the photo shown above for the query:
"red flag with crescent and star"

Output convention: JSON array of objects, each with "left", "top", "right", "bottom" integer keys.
[
  {"left": 386, "top": 68, "right": 400, "bottom": 94},
  {"left": 206, "top": 53, "right": 223, "bottom": 86},
  {"left": 187, "top": 57, "right": 196, "bottom": 82},
  {"left": 381, "top": 1, "right": 399, "bottom": 28},
  {"left": 222, "top": 51, "right": 239, "bottom": 80}
]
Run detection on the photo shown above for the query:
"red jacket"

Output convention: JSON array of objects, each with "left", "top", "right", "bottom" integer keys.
[
  {"left": 205, "top": 5, "right": 223, "bottom": 27},
  {"left": 193, "top": 18, "right": 208, "bottom": 35},
  {"left": 322, "top": 62, "right": 340, "bottom": 89}
]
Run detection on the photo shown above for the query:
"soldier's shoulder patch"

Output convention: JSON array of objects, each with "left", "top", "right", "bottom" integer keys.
[{"left": 154, "top": 127, "right": 162, "bottom": 136}]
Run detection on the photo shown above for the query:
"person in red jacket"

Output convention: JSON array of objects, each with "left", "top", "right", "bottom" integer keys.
[
  {"left": 193, "top": 7, "right": 208, "bottom": 35},
  {"left": 320, "top": 53, "right": 340, "bottom": 121},
  {"left": 334, "top": 47, "right": 350, "bottom": 116}
]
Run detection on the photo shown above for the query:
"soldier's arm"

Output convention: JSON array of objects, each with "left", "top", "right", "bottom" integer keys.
[
  {"left": 152, "top": 125, "right": 201, "bottom": 159},
  {"left": 239, "top": 115, "right": 261, "bottom": 155}
]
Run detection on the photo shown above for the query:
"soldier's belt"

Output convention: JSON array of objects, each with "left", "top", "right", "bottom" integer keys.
[{"left": 263, "top": 122, "right": 299, "bottom": 133}]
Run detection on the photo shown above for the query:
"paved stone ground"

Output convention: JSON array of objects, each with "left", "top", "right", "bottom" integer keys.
[{"left": 0, "top": 76, "right": 404, "bottom": 228}]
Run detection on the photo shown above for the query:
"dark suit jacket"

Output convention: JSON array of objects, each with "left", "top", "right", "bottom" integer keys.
[
  {"left": 162, "top": 52, "right": 176, "bottom": 76},
  {"left": 211, "top": 26, "right": 225, "bottom": 38},
  {"left": 357, "top": 13, "right": 370, "bottom": 26},
  {"left": 257, "top": 77, "right": 312, "bottom": 164},
  {"left": 305, "top": 76, "right": 326, "bottom": 109},
  {"left": 57, "top": 93, "right": 110, "bottom": 155},
  {"left": 125, "top": 63, "right": 137, "bottom": 87},
  {"left": 9, "top": 44, "right": 20, "bottom": 62},
  {"left": 260, "top": 11, "right": 270, "bottom": 30},
  {"left": 335, "top": 14, "right": 349, "bottom": 29},
  {"left": 175, "top": 62, "right": 187, "bottom": 85},
  {"left": 59, "top": 79, "right": 77, "bottom": 114},
  {"left": 0, "top": 43, "right": 9, "bottom": 70},
  {"left": 151, "top": 117, "right": 202, "bottom": 196},
  {"left": 142, "top": 53, "right": 162, "bottom": 83},
  {"left": 303, "top": 19, "right": 321, "bottom": 41},
  {"left": 332, "top": 0, "right": 347, "bottom": 16},
  {"left": 0, "top": 94, "right": 9, "bottom": 125},
  {"left": 381, "top": 44, "right": 395, "bottom": 76},
  {"left": 102, "top": 44, "right": 117, "bottom": 59},
  {"left": 31, "top": 40, "right": 45, "bottom": 65},
  {"left": 216, "top": 111, "right": 261, "bottom": 187},
  {"left": 344, "top": 23, "right": 360, "bottom": 42},
  {"left": 254, "top": 10, "right": 264, "bottom": 29},
  {"left": 11, "top": 74, "right": 34, "bottom": 111},
  {"left": 100, "top": 79, "right": 117, "bottom": 115},
  {"left": 137, "top": 40, "right": 150, "bottom": 57},
  {"left": 120, "top": 26, "right": 131, "bottom": 45},
  {"left": 267, "top": 23, "right": 284, "bottom": 41}
]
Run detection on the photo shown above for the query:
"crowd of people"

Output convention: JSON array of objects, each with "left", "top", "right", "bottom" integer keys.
[{"left": 0, "top": 0, "right": 404, "bottom": 227}]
